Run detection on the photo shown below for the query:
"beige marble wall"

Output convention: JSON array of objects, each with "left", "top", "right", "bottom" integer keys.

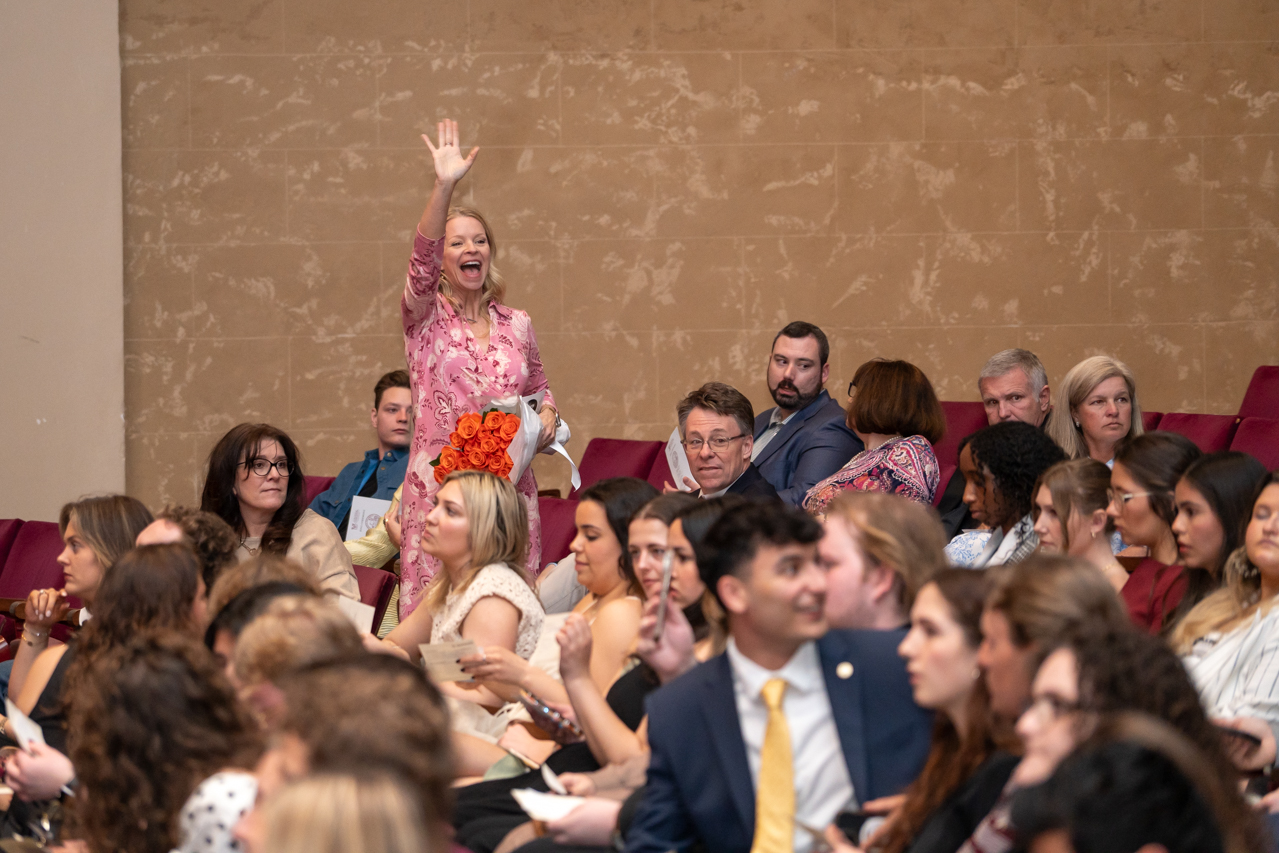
[{"left": 122, "top": 0, "right": 1279, "bottom": 505}]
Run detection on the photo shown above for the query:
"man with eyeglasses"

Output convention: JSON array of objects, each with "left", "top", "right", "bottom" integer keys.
[
  {"left": 676, "top": 382, "right": 779, "bottom": 500},
  {"left": 752, "top": 322, "right": 863, "bottom": 507}
]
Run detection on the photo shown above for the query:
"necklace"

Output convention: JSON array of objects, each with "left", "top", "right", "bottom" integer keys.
[{"left": 238, "top": 535, "right": 261, "bottom": 557}]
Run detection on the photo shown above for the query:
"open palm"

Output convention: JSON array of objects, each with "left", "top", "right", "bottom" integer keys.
[{"left": 423, "top": 118, "right": 478, "bottom": 183}]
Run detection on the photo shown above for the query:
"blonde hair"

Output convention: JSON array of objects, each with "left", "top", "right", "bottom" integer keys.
[
  {"left": 424, "top": 469, "right": 531, "bottom": 613},
  {"left": 233, "top": 595, "right": 363, "bottom": 686},
  {"left": 1047, "top": 355, "right": 1145, "bottom": 459},
  {"left": 263, "top": 773, "right": 430, "bottom": 853},
  {"left": 1035, "top": 459, "right": 1114, "bottom": 552},
  {"left": 824, "top": 490, "right": 948, "bottom": 613},
  {"left": 1172, "top": 545, "right": 1272, "bottom": 652},
  {"left": 441, "top": 207, "right": 507, "bottom": 311}
]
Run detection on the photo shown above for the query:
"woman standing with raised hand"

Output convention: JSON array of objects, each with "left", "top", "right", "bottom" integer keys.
[{"left": 400, "top": 119, "right": 559, "bottom": 616}]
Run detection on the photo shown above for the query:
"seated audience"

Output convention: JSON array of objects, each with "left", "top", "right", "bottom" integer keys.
[
  {"left": 1011, "top": 714, "right": 1260, "bottom": 853},
  {"left": 12, "top": 494, "right": 152, "bottom": 703},
  {"left": 238, "top": 653, "right": 452, "bottom": 850},
  {"left": 1046, "top": 355, "right": 1144, "bottom": 466},
  {"left": 627, "top": 500, "right": 933, "bottom": 853},
  {"left": 252, "top": 773, "right": 430, "bottom": 853},
  {"left": 937, "top": 349, "right": 1054, "bottom": 537},
  {"left": 310, "top": 369, "right": 411, "bottom": 541},
  {"left": 1107, "top": 432, "right": 1201, "bottom": 632},
  {"left": 820, "top": 490, "right": 949, "bottom": 631},
  {"left": 1032, "top": 459, "right": 1127, "bottom": 591},
  {"left": 752, "top": 322, "right": 863, "bottom": 506},
  {"left": 948, "top": 422, "right": 1066, "bottom": 567},
  {"left": 675, "top": 382, "right": 779, "bottom": 499},
  {"left": 1166, "top": 451, "right": 1269, "bottom": 632},
  {"left": 867, "top": 570, "right": 1018, "bottom": 853},
  {"left": 201, "top": 422, "right": 359, "bottom": 599},
  {"left": 68, "top": 633, "right": 261, "bottom": 853},
  {"left": 135, "top": 505, "right": 240, "bottom": 627},
  {"left": 232, "top": 595, "right": 364, "bottom": 727},
  {"left": 1174, "top": 473, "right": 1279, "bottom": 765},
  {"left": 804, "top": 359, "right": 946, "bottom": 514}
]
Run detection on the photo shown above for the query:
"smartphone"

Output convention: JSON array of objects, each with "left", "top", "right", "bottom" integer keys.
[
  {"left": 1215, "top": 723, "right": 1264, "bottom": 748},
  {"left": 519, "top": 690, "right": 585, "bottom": 744},
  {"left": 834, "top": 811, "right": 875, "bottom": 844},
  {"left": 653, "top": 550, "right": 675, "bottom": 642}
]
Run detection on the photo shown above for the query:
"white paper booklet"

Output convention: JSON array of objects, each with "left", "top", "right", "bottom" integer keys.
[
  {"left": 418, "top": 639, "right": 478, "bottom": 683},
  {"left": 345, "top": 496, "right": 393, "bottom": 542},
  {"left": 510, "top": 788, "right": 585, "bottom": 823},
  {"left": 335, "top": 595, "right": 377, "bottom": 633},
  {"left": 665, "top": 427, "right": 696, "bottom": 491}
]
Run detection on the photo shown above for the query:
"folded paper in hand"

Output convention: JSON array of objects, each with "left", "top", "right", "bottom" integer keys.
[
  {"left": 418, "top": 639, "right": 477, "bottom": 683},
  {"left": 335, "top": 595, "right": 377, "bottom": 633},
  {"left": 6, "top": 699, "right": 44, "bottom": 752},
  {"left": 665, "top": 428, "right": 695, "bottom": 492},
  {"left": 345, "top": 496, "right": 393, "bottom": 542},
  {"left": 510, "top": 788, "right": 586, "bottom": 823}
]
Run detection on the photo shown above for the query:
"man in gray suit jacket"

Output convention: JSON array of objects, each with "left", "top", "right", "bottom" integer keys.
[{"left": 753, "top": 323, "right": 863, "bottom": 506}]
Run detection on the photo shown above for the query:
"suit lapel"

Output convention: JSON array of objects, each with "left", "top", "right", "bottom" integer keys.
[
  {"left": 752, "top": 394, "right": 824, "bottom": 469},
  {"left": 818, "top": 635, "right": 870, "bottom": 799},
  {"left": 700, "top": 655, "right": 756, "bottom": 836}
]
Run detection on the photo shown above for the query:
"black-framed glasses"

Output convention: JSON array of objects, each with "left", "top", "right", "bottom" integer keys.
[
  {"left": 681, "top": 434, "right": 746, "bottom": 453},
  {"left": 240, "top": 458, "right": 292, "bottom": 477},
  {"left": 847, "top": 380, "right": 857, "bottom": 399}
]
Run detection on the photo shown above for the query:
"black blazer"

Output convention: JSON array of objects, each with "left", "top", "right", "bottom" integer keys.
[
  {"left": 626, "top": 629, "right": 934, "bottom": 853},
  {"left": 691, "top": 463, "right": 780, "bottom": 501}
]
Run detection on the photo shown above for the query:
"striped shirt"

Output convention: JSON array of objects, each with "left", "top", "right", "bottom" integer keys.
[{"left": 1182, "top": 603, "right": 1279, "bottom": 740}]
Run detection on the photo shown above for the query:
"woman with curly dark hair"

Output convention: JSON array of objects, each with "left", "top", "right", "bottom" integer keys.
[
  {"left": 201, "top": 423, "right": 358, "bottom": 600},
  {"left": 69, "top": 632, "right": 261, "bottom": 853},
  {"left": 946, "top": 422, "right": 1066, "bottom": 568}
]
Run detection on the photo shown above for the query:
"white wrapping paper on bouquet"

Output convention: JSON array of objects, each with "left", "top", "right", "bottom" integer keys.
[{"left": 486, "top": 392, "right": 580, "bottom": 491}]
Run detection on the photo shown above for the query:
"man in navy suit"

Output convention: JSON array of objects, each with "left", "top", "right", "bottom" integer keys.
[
  {"left": 678, "top": 382, "right": 780, "bottom": 501},
  {"left": 752, "top": 323, "right": 863, "bottom": 507},
  {"left": 627, "top": 501, "right": 933, "bottom": 853}
]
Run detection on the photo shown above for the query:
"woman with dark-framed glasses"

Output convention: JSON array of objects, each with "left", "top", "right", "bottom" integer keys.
[{"left": 200, "top": 423, "right": 359, "bottom": 600}]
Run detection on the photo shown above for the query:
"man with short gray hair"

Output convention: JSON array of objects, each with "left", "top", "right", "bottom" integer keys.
[{"left": 977, "top": 348, "right": 1052, "bottom": 428}]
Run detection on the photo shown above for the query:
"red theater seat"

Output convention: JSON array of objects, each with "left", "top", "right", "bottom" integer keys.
[
  {"left": 0, "top": 520, "right": 22, "bottom": 573},
  {"left": 647, "top": 449, "right": 674, "bottom": 490},
  {"left": 1230, "top": 418, "right": 1279, "bottom": 471},
  {"left": 935, "top": 402, "right": 988, "bottom": 467},
  {"left": 0, "top": 521, "right": 78, "bottom": 644},
  {"left": 352, "top": 564, "right": 397, "bottom": 632},
  {"left": 304, "top": 475, "right": 336, "bottom": 506},
  {"left": 538, "top": 496, "right": 579, "bottom": 569},
  {"left": 570, "top": 439, "right": 664, "bottom": 497},
  {"left": 1238, "top": 366, "right": 1279, "bottom": 421},
  {"left": 1156, "top": 413, "right": 1239, "bottom": 453},
  {"left": 1142, "top": 411, "right": 1163, "bottom": 431}
]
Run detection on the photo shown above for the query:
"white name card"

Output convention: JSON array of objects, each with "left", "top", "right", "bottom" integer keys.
[{"left": 345, "top": 496, "right": 393, "bottom": 542}]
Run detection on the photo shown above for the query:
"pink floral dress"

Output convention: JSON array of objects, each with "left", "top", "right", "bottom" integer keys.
[
  {"left": 802, "top": 434, "right": 940, "bottom": 514},
  {"left": 401, "top": 230, "right": 556, "bottom": 616}
]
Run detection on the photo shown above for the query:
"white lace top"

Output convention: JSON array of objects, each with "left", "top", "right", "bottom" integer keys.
[{"left": 431, "top": 563, "right": 545, "bottom": 659}]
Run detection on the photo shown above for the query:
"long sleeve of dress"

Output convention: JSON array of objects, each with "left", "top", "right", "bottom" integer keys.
[{"left": 403, "top": 229, "right": 444, "bottom": 327}]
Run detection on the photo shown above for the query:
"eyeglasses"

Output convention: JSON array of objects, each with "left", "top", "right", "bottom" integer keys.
[
  {"left": 681, "top": 435, "right": 746, "bottom": 453},
  {"left": 1026, "top": 693, "right": 1081, "bottom": 722},
  {"left": 1107, "top": 488, "right": 1169, "bottom": 507},
  {"left": 847, "top": 380, "right": 856, "bottom": 398},
  {"left": 240, "top": 458, "right": 293, "bottom": 477}
]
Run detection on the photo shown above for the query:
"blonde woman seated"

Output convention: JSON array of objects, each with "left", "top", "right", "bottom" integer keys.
[
  {"left": 1032, "top": 459, "right": 1128, "bottom": 592},
  {"left": 369, "top": 470, "right": 544, "bottom": 719},
  {"left": 1046, "top": 355, "right": 1144, "bottom": 467},
  {"left": 1174, "top": 473, "right": 1279, "bottom": 770}
]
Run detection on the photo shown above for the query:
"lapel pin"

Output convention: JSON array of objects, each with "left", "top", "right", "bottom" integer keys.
[{"left": 836, "top": 661, "right": 854, "bottom": 679}]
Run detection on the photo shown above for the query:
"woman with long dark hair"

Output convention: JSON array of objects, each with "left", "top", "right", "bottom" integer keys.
[{"left": 201, "top": 422, "right": 358, "bottom": 599}]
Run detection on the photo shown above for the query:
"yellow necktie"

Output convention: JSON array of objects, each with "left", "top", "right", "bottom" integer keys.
[{"left": 751, "top": 677, "right": 794, "bottom": 853}]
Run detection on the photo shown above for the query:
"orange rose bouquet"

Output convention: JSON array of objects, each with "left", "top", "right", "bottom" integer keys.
[{"left": 430, "top": 407, "right": 521, "bottom": 484}]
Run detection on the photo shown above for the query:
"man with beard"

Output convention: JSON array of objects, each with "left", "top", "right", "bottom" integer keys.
[{"left": 752, "top": 323, "right": 863, "bottom": 507}]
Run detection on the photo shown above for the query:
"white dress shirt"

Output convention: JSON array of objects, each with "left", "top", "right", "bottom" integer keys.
[
  {"left": 725, "top": 638, "right": 857, "bottom": 853},
  {"left": 752, "top": 409, "right": 796, "bottom": 461}
]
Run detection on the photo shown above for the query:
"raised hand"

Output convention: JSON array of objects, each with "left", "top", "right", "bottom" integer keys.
[{"left": 423, "top": 118, "right": 478, "bottom": 185}]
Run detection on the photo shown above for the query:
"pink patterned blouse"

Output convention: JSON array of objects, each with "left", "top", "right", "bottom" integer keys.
[
  {"left": 802, "top": 434, "right": 940, "bottom": 514},
  {"left": 400, "top": 230, "right": 556, "bottom": 616}
]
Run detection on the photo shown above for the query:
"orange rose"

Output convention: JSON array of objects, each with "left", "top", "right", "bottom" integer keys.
[
  {"left": 438, "top": 446, "right": 461, "bottom": 471},
  {"left": 448, "top": 431, "right": 465, "bottom": 449},
  {"left": 498, "top": 414, "right": 521, "bottom": 440},
  {"left": 466, "top": 448, "right": 489, "bottom": 468},
  {"left": 434, "top": 465, "right": 448, "bottom": 484},
  {"left": 456, "top": 412, "right": 482, "bottom": 440},
  {"left": 487, "top": 454, "right": 505, "bottom": 474},
  {"left": 483, "top": 411, "right": 504, "bottom": 430},
  {"left": 497, "top": 459, "right": 514, "bottom": 479},
  {"left": 480, "top": 435, "right": 499, "bottom": 454}
]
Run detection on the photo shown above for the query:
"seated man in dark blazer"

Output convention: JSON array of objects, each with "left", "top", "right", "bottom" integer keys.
[
  {"left": 627, "top": 501, "right": 933, "bottom": 853},
  {"left": 753, "top": 323, "right": 863, "bottom": 506},
  {"left": 677, "top": 382, "right": 779, "bottom": 500}
]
